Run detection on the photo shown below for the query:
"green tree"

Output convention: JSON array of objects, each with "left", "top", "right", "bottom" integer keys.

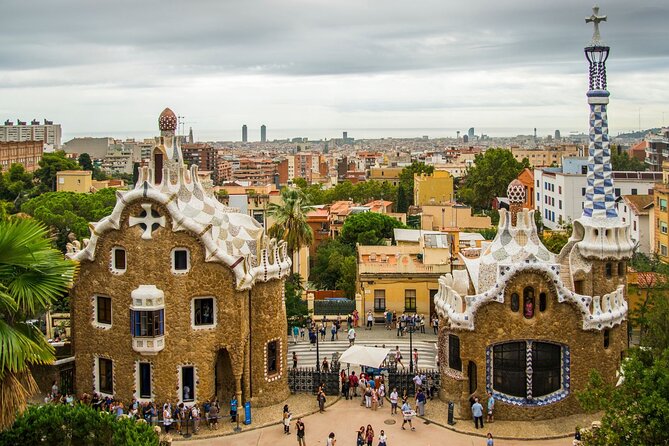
[
  {"left": 339, "top": 212, "right": 406, "bottom": 247},
  {"left": 397, "top": 162, "right": 434, "bottom": 212},
  {"left": 577, "top": 348, "right": 669, "bottom": 446},
  {"left": 285, "top": 273, "right": 308, "bottom": 325},
  {"left": 77, "top": 153, "right": 94, "bottom": 171},
  {"left": 310, "top": 239, "right": 355, "bottom": 288},
  {"left": 611, "top": 150, "right": 646, "bottom": 172},
  {"left": 0, "top": 164, "right": 35, "bottom": 210},
  {"left": 268, "top": 188, "right": 314, "bottom": 274},
  {"left": 33, "top": 151, "right": 79, "bottom": 192},
  {"left": 0, "top": 403, "right": 159, "bottom": 445},
  {"left": 21, "top": 189, "right": 117, "bottom": 251},
  {"left": 457, "top": 149, "right": 529, "bottom": 210},
  {"left": 0, "top": 219, "right": 77, "bottom": 429}
]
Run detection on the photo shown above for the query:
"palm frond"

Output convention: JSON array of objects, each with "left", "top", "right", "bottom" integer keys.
[
  {"left": 0, "top": 370, "right": 38, "bottom": 430},
  {"left": 0, "top": 320, "right": 55, "bottom": 379}
]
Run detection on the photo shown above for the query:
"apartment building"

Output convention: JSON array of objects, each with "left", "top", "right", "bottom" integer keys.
[
  {"left": 233, "top": 158, "right": 278, "bottom": 186},
  {"left": 1, "top": 119, "right": 62, "bottom": 149},
  {"left": 0, "top": 140, "right": 43, "bottom": 172},
  {"left": 616, "top": 195, "right": 653, "bottom": 255},
  {"left": 368, "top": 166, "right": 403, "bottom": 186},
  {"left": 509, "top": 145, "right": 580, "bottom": 167}
]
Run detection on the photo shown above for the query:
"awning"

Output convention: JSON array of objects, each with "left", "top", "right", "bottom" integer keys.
[{"left": 338, "top": 345, "right": 391, "bottom": 368}]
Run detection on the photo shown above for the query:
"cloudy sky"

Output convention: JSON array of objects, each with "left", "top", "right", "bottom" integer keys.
[{"left": 1, "top": 0, "right": 668, "bottom": 141}]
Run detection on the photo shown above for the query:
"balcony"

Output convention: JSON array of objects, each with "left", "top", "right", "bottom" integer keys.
[
  {"left": 132, "top": 336, "right": 165, "bottom": 355},
  {"left": 359, "top": 261, "right": 451, "bottom": 275}
]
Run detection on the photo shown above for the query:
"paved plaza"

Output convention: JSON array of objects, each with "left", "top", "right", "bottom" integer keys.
[{"left": 181, "top": 397, "right": 574, "bottom": 446}]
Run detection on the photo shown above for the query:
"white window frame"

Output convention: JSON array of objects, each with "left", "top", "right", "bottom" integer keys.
[
  {"left": 94, "top": 356, "right": 114, "bottom": 397},
  {"left": 135, "top": 361, "right": 153, "bottom": 402},
  {"left": 191, "top": 296, "right": 217, "bottom": 330},
  {"left": 92, "top": 295, "right": 112, "bottom": 330},
  {"left": 110, "top": 247, "right": 126, "bottom": 274},
  {"left": 171, "top": 248, "right": 190, "bottom": 274},
  {"left": 177, "top": 364, "right": 197, "bottom": 404}
]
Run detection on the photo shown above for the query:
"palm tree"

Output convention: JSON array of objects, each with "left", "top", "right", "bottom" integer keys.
[
  {"left": 0, "top": 218, "right": 76, "bottom": 429},
  {"left": 268, "top": 187, "right": 314, "bottom": 275}
]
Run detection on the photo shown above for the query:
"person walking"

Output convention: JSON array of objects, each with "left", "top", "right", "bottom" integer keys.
[
  {"left": 365, "top": 425, "right": 374, "bottom": 446},
  {"left": 486, "top": 392, "right": 495, "bottom": 423},
  {"left": 331, "top": 323, "right": 337, "bottom": 341},
  {"left": 401, "top": 400, "right": 416, "bottom": 431},
  {"left": 366, "top": 311, "right": 373, "bottom": 330},
  {"left": 230, "top": 395, "right": 238, "bottom": 423},
  {"left": 378, "top": 429, "right": 388, "bottom": 446},
  {"left": 349, "top": 371, "right": 359, "bottom": 398},
  {"left": 296, "top": 417, "right": 306, "bottom": 446},
  {"left": 283, "top": 405, "right": 292, "bottom": 434},
  {"left": 377, "top": 382, "right": 385, "bottom": 407},
  {"left": 300, "top": 326, "right": 305, "bottom": 341},
  {"left": 413, "top": 348, "right": 419, "bottom": 368},
  {"left": 348, "top": 327, "right": 356, "bottom": 346},
  {"left": 412, "top": 372, "right": 422, "bottom": 393},
  {"left": 472, "top": 397, "right": 484, "bottom": 429},
  {"left": 356, "top": 426, "right": 365, "bottom": 446},
  {"left": 191, "top": 404, "right": 200, "bottom": 433},
  {"left": 487, "top": 432, "right": 494, "bottom": 446},
  {"left": 389, "top": 388, "right": 398, "bottom": 415},
  {"left": 432, "top": 314, "right": 439, "bottom": 335},
  {"left": 162, "top": 404, "right": 173, "bottom": 434},
  {"left": 327, "top": 432, "right": 337, "bottom": 446},
  {"left": 292, "top": 325, "right": 299, "bottom": 344},
  {"left": 364, "top": 385, "right": 373, "bottom": 408},
  {"left": 395, "top": 346, "right": 404, "bottom": 368},
  {"left": 371, "top": 387, "right": 379, "bottom": 411}
]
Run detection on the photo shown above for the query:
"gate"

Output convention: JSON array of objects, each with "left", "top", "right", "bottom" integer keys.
[
  {"left": 288, "top": 359, "right": 341, "bottom": 395},
  {"left": 386, "top": 367, "right": 440, "bottom": 397},
  {"left": 60, "top": 366, "right": 75, "bottom": 395}
]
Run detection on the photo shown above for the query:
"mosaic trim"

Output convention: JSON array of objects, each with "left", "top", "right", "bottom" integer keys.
[
  {"left": 583, "top": 102, "right": 617, "bottom": 219},
  {"left": 264, "top": 337, "right": 283, "bottom": 383},
  {"left": 485, "top": 341, "right": 570, "bottom": 407}
]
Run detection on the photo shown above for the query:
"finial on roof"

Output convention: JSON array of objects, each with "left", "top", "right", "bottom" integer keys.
[{"left": 159, "top": 108, "right": 178, "bottom": 132}]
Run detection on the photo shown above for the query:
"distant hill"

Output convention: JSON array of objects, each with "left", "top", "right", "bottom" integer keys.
[{"left": 615, "top": 128, "right": 661, "bottom": 139}]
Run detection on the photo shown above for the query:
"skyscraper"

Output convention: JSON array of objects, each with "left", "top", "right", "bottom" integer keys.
[
  {"left": 555, "top": 129, "right": 561, "bottom": 140},
  {"left": 261, "top": 124, "right": 267, "bottom": 142},
  {"left": 242, "top": 124, "right": 248, "bottom": 142},
  {"left": 468, "top": 127, "right": 475, "bottom": 138}
]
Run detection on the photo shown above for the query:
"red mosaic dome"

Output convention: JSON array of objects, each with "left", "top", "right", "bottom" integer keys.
[
  {"left": 158, "top": 107, "right": 177, "bottom": 132},
  {"left": 507, "top": 179, "right": 526, "bottom": 203}
]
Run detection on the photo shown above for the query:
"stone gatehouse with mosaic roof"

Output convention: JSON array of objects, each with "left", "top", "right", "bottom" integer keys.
[{"left": 68, "top": 108, "right": 291, "bottom": 411}]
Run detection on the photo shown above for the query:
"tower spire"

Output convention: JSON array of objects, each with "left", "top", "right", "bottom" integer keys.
[{"left": 582, "top": 5, "right": 616, "bottom": 220}]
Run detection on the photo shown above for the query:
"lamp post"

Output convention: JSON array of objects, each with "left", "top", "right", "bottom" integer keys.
[
  {"left": 315, "top": 326, "right": 321, "bottom": 372},
  {"left": 408, "top": 318, "right": 416, "bottom": 374}
]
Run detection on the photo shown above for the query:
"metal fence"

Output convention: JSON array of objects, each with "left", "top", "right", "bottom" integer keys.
[
  {"left": 288, "top": 360, "right": 341, "bottom": 395},
  {"left": 386, "top": 367, "right": 440, "bottom": 398},
  {"left": 313, "top": 299, "right": 355, "bottom": 316}
]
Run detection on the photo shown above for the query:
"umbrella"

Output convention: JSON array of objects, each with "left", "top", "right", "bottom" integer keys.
[{"left": 338, "top": 345, "right": 391, "bottom": 368}]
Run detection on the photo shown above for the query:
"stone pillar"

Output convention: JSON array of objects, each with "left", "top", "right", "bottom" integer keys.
[
  {"left": 355, "top": 293, "right": 363, "bottom": 317},
  {"left": 307, "top": 293, "right": 315, "bottom": 316},
  {"left": 235, "top": 374, "right": 244, "bottom": 424}
]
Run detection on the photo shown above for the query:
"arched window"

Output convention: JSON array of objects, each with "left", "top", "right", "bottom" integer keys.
[
  {"left": 492, "top": 342, "right": 526, "bottom": 397},
  {"left": 605, "top": 262, "right": 613, "bottom": 278},
  {"left": 618, "top": 262, "right": 625, "bottom": 276},
  {"left": 539, "top": 293, "right": 547, "bottom": 312},
  {"left": 448, "top": 334, "right": 462, "bottom": 371},
  {"left": 604, "top": 329, "right": 610, "bottom": 349},
  {"left": 153, "top": 150, "right": 164, "bottom": 185},
  {"left": 510, "top": 293, "right": 520, "bottom": 312},
  {"left": 468, "top": 361, "right": 478, "bottom": 395},
  {"left": 523, "top": 287, "right": 535, "bottom": 319}
]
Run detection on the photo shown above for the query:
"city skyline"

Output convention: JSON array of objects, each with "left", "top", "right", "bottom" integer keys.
[{"left": 1, "top": 1, "right": 668, "bottom": 139}]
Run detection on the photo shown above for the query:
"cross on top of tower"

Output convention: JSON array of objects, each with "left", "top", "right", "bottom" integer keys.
[{"left": 586, "top": 5, "right": 607, "bottom": 45}]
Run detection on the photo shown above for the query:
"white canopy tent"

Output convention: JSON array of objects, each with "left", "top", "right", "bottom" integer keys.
[{"left": 338, "top": 345, "right": 391, "bottom": 368}]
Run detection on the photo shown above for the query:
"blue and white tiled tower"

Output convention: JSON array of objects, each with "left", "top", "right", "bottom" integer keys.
[
  {"left": 582, "top": 5, "right": 616, "bottom": 219},
  {"left": 565, "top": 5, "right": 634, "bottom": 264}
]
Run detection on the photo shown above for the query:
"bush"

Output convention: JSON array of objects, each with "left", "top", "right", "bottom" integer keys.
[{"left": 0, "top": 404, "right": 159, "bottom": 446}]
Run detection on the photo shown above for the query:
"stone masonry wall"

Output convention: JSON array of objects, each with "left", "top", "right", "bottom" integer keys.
[
  {"left": 71, "top": 199, "right": 288, "bottom": 407},
  {"left": 439, "top": 270, "right": 626, "bottom": 420}
]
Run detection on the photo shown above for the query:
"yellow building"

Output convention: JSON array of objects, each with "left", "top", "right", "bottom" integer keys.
[
  {"left": 357, "top": 235, "right": 451, "bottom": 318},
  {"left": 507, "top": 145, "right": 580, "bottom": 167},
  {"left": 414, "top": 170, "right": 454, "bottom": 206},
  {"left": 56, "top": 170, "right": 92, "bottom": 193},
  {"left": 420, "top": 203, "right": 492, "bottom": 231},
  {"left": 368, "top": 167, "right": 403, "bottom": 186},
  {"left": 653, "top": 162, "right": 669, "bottom": 261}
]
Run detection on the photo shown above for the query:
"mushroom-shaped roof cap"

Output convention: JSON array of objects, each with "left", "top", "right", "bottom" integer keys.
[
  {"left": 507, "top": 179, "right": 525, "bottom": 203},
  {"left": 158, "top": 108, "right": 178, "bottom": 132}
]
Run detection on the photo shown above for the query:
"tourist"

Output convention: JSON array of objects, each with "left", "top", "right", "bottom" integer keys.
[
  {"left": 395, "top": 346, "right": 404, "bottom": 368},
  {"left": 573, "top": 426, "right": 582, "bottom": 445},
  {"left": 191, "top": 404, "right": 200, "bottom": 433},
  {"left": 296, "top": 417, "right": 306, "bottom": 446},
  {"left": 349, "top": 371, "right": 359, "bottom": 398},
  {"left": 371, "top": 387, "right": 379, "bottom": 411},
  {"left": 401, "top": 400, "right": 416, "bottom": 431},
  {"left": 115, "top": 401, "right": 124, "bottom": 418},
  {"left": 163, "top": 404, "right": 172, "bottom": 433},
  {"left": 209, "top": 401, "right": 219, "bottom": 430},
  {"left": 413, "top": 348, "right": 419, "bottom": 368},
  {"left": 353, "top": 309, "right": 359, "bottom": 327},
  {"left": 293, "top": 351, "right": 298, "bottom": 369},
  {"left": 486, "top": 392, "right": 495, "bottom": 423},
  {"left": 385, "top": 310, "right": 392, "bottom": 330},
  {"left": 322, "top": 357, "right": 329, "bottom": 372},
  {"left": 377, "top": 381, "right": 385, "bottom": 407},
  {"left": 389, "top": 387, "right": 399, "bottom": 415},
  {"left": 359, "top": 377, "right": 368, "bottom": 406},
  {"left": 51, "top": 380, "right": 59, "bottom": 399},
  {"left": 230, "top": 394, "right": 238, "bottom": 423},
  {"left": 415, "top": 387, "right": 427, "bottom": 416},
  {"left": 347, "top": 313, "right": 354, "bottom": 328},
  {"left": 320, "top": 322, "right": 327, "bottom": 341},
  {"left": 487, "top": 432, "right": 494, "bottom": 446},
  {"left": 366, "top": 310, "right": 373, "bottom": 330},
  {"left": 426, "top": 374, "right": 435, "bottom": 399},
  {"left": 378, "top": 429, "right": 388, "bottom": 446},
  {"left": 391, "top": 311, "right": 397, "bottom": 330},
  {"left": 472, "top": 397, "right": 484, "bottom": 429},
  {"left": 317, "top": 387, "right": 327, "bottom": 413},
  {"left": 419, "top": 315, "right": 426, "bottom": 333},
  {"left": 356, "top": 426, "right": 365, "bottom": 446},
  {"left": 432, "top": 314, "right": 439, "bottom": 334},
  {"left": 283, "top": 404, "right": 291, "bottom": 434},
  {"left": 300, "top": 326, "right": 305, "bottom": 341},
  {"left": 331, "top": 323, "right": 337, "bottom": 341},
  {"left": 174, "top": 403, "right": 183, "bottom": 434},
  {"left": 292, "top": 325, "right": 299, "bottom": 343},
  {"left": 327, "top": 432, "right": 337, "bottom": 446},
  {"left": 365, "top": 424, "right": 374, "bottom": 446},
  {"left": 309, "top": 328, "right": 317, "bottom": 350},
  {"left": 348, "top": 326, "right": 356, "bottom": 346}
]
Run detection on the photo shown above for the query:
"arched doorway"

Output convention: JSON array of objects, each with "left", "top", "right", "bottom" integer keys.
[
  {"left": 215, "top": 349, "right": 236, "bottom": 403},
  {"left": 468, "top": 361, "right": 477, "bottom": 395}
]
